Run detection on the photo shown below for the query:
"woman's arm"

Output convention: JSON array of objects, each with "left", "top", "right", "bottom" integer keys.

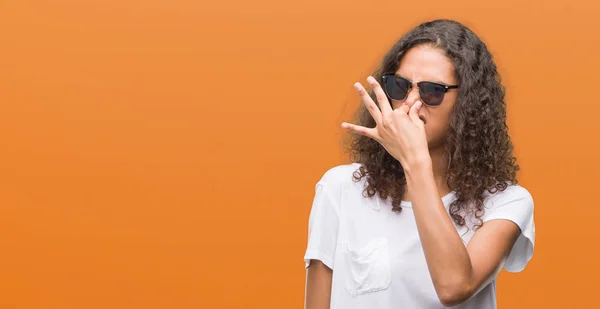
[
  {"left": 304, "top": 260, "right": 333, "bottom": 309},
  {"left": 405, "top": 162, "right": 521, "bottom": 307}
]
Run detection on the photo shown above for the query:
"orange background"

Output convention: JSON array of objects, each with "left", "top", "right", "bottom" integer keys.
[{"left": 0, "top": 0, "right": 598, "bottom": 308}]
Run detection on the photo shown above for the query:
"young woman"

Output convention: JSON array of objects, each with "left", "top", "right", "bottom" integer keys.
[{"left": 303, "top": 19, "right": 535, "bottom": 309}]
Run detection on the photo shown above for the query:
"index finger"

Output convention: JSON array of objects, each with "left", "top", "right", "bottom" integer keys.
[
  {"left": 367, "top": 76, "right": 393, "bottom": 115},
  {"left": 354, "top": 82, "right": 382, "bottom": 124}
]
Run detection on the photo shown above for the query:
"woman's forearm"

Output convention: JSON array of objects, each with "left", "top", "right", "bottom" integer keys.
[{"left": 404, "top": 163, "right": 475, "bottom": 305}]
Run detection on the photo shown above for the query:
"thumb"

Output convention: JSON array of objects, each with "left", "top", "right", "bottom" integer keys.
[{"left": 409, "top": 101, "right": 423, "bottom": 125}]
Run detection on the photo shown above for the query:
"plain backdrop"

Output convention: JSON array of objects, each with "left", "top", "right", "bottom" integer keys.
[{"left": 1, "top": 0, "right": 599, "bottom": 308}]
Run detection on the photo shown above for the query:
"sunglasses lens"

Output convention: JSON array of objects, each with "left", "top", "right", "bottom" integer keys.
[
  {"left": 419, "top": 82, "right": 446, "bottom": 106},
  {"left": 384, "top": 76, "right": 410, "bottom": 101}
]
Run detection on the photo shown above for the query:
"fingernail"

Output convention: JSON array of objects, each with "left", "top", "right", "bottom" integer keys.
[
  {"left": 353, "top": 83, "right": 361, "bottom": 91},
  {"left": 367, "top": 76, "right": 376, "bottom": 84}
]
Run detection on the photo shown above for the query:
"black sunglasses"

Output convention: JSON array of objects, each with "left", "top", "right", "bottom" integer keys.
[{"left": 381, "top": 74, "right": 459, "bottom": 106}]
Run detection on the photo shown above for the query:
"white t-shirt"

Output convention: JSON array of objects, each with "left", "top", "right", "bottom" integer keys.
[{"left": 303, "top": 163, "right": 535, "bottom": 309}]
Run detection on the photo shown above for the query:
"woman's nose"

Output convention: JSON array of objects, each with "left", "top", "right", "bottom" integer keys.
[{"left": 404, "top": 84, "right": 421, "bottom": 107}]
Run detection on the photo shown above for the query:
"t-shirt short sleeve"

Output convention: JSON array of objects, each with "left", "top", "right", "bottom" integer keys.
[
  {"left": 303, "top": 170, "right": 343, "bottom": 270},
  {"left": 482, "top": 185, "right": 535, "bottom": 272}
]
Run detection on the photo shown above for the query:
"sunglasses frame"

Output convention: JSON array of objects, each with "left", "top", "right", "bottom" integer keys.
[{"left": 381, "top": 74, "right": 459, "bottom": 106}]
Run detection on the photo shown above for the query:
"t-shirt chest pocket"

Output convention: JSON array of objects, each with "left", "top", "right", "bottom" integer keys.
[{"left": 341, "top": 237, "right": 392, "bottom": 297}]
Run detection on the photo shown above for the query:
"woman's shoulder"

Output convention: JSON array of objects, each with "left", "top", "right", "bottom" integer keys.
[
  {"left": 484, "top": 183, "right": 533, "bottom": 203},
  {"left": 481, "top": 182, "right": 535, "bottom": 216},
  {"left": 317, "top": 162, "right": 363, "bottom": 186}
]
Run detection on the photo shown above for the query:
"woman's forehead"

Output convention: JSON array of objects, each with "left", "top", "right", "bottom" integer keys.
[{"left": 395, "top": 45, "right": 456, "bottom": 84}]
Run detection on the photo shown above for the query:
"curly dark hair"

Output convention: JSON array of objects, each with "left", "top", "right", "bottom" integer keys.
[{"left": 342, "top": 19, "right": 519, "bottom": 229}]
